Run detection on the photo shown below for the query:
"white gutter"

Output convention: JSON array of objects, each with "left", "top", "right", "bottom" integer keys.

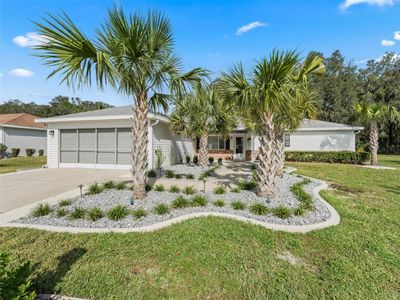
[
  {"left": 0, "top": 124, "right": 47, "bottom": 131},
  {"left": 294, "top": 126, "right": 364, "bottom": 132}
]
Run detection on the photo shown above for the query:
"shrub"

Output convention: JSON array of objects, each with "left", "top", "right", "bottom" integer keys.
[
  {"left": 272, "top": 205, "right": 292, "bottom": 219},
  {"left": 38, "top": 149, "right": 44, "bottom": 156},
  {"left": 87, "top": 207, "right": 104, "bottom": 221},
  {"left": 291, "top": 180, "right": 313, "bottom": 210},
  {"left": 59, "top": 199, "right": 72, "bottom": 207},
  {"left": 145, "top": 183, "right": 153, "bottom": 191},
  {"left": 214, "top": 199, "right": 225, "bottom": 207},
  {"left": 32, "top": 203, "right": 51, "bottom": 217},
  {"left": 25, "top": 148, "right": 35, "bottom": 157},
  {"left": 186, "top": 155, "right": 191, "bottom": 164},
  {"left": 165, "top": 170, "right": 174, "bottom": 178},
  {"left": 250, "top": 203, "right": 269, "bottom": 215},
  {"left": 185, "top": 174, "right": 194, "bottom": 180},
  {"left": 193, "top": 155, "right": 198, "bottom": 165},
  {"left": 56, "top": 207, "right": 68, "bottom": 217},
  {"left": 115, "top": 182, "right": 127, "bottom": 190},
  {"left": 294, "top": 206, "right": 306, "bottom": 216},
  {"left": 217, "top": 158, "right": 223, "bottom": 165},
  {"left": 174, "top": 174, "right": 182, "bottom": 179},
  {"left": 285, "top": 151, "right": 370, "bottom": 164},
  {"left": 87, "top": 182, "right": 103, "bottom": 195},
  {"left": 231, "top": 186, "right": 240, "bottom": 193},
  {"left": 132, "top": 208, "right": 147, "bottom": 219},
  {"left": 231, "top": 201, "right": 245, "bottom": 210},
  {"left": 153, "top": 184, "right": 165, "bottom": 192},
  {"left": 0, "top": 143, "right": 7, "bottom": 155},
  {"left": 154, "top": 204, "right": 169, "bottom": 215},
  {"left": 0, "top": 251, "right": 36, "bottom": 300},
  {"left": 103, "top": 180, "right": 116, "bottom": 189},
  {"left": 169, "top": 185, "right": 180, "bottom": 193},
  {"left": 214, "top": 185, "right": 226, "bottom": 195},
  {"left": 208, "top": 157, "right": 214, "bottom": 164},
  {"left": 238, "top": 180, "right": 257, "bottom": 190},
  {"left": 147, "top": 169, "right": 157, "bottom": 178},
  {"left": 191, "top": 195, "right": 208, "bottom": 207},
  {"left": 69, "top": 207, "right": 86, "bottom": 220},
  {"left": 155, "top": 147, "right": 165, "bottom": 172},
  {"left": 107, "top": 205, "right": 129, "bottom": 221},
  {"left": 183, "top": 185, "right": 196, "bottom": 195},
  {"left": 11, "top": 148, "right": 20, "bottom": 157},
  {"left": 172, "top": 195, "right": 190, "bottom": 209}
]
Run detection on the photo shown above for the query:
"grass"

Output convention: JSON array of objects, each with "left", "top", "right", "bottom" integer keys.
[
  {"left": 58, "top": 199, "right": 72, "bottom": 207},
  {"left": 290, "top": 179, "right": 313, "bottom": 211},
  {"left": 172, "top": 195, "right": 190, "bottom": 209},
  {"left": 169, "top": 185, "right": 180, "bottom": 193},
  {"left": 271, "top": 205, "right": 292, "bottom": 219},
  {"left": 183, "top": 185, "right": 196, "bottom": 195},
  {"left": 87, "top": 182, "right": 103, "bottom": 195},
  {"left": 249, "top": 203, "right": 269, "bottom": 215},
  {"left": 213, "top": 199, "right": 225, "bottom": 207},
  {"left": 56, "top": 207, "right": 68, "bottom": 218},
  {"left": 154, "top": 204, "right": 169, "bottom": 215},
  {"left": 191, "top": 195, "right": 208, "bottom": 207},
  {"left": 0, "top": 156, "right": 46, "bottom": 174},
  {"left": 107, "top": 205, "right": 129, "bottom": 221},
  {"left": 132, "top": 208, "right": 147, "bottom": 220},
  {"left": 87, "top": 207, "right": 104, "bottom": 221},
  {"left": 115, "top": 182, "right": 127, "bottom": 190},
  {"left": 165, "top": 170, "right": 174, "bottom": 178},
  {"left": 102, "top": 180, "right": 116, "bottom": 189},
  {"left": 231, "top": 201, "right": 246, "bottom": 210},
  {"left": 1, "top": 154, "right": 399, "bottom": 299},
  {"left": 68, "top": 207, "right": 86, "bottom": 220},
  {"left": 153, "top": 184, "right": 165, "bottom": 192},
  {"left": 213, "top": 185, "right": 226, "bottom": 195},
  {"left": 230, "top": 186, "right": 241, "bottom": 193},
  {"left": 32, "top": 203, "right": 52, "bottom": 217}
]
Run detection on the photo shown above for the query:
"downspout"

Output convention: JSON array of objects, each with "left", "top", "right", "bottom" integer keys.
[{"left": 149, "top": 119, "right": 159, "bottom": 169}]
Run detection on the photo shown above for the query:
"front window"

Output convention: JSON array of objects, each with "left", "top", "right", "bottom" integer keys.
[
  {"left": 208, "top": 136, "right": 227, "bottom": 150},
  {"left": 284, "top": 134, "right": 290, "bottom": 147}
]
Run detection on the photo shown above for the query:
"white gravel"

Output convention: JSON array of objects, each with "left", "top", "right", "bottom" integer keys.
[
  {"left": 163, "top": 164, "right": 212, "bottom": 177},
  {"left": 15, "top": 172, "right": 331, "bottom": 228}
]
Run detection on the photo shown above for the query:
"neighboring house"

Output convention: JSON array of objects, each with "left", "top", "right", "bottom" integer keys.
[
  {"left": 0, "top": 113, "right": 47, "bottom": 156},
  {"left": 37, "top": 106, "right": 363, "bottom": 170}
]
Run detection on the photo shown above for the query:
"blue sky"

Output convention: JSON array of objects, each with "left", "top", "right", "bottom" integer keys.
[{"left": 0, "top": 0, "right": 399, "bottom": 106}]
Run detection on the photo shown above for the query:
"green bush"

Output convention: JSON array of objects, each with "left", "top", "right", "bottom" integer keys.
[
  {"left": 174, "top": 174, "right": 182, "bottom": 179},
  {"left": 214, "top": 185, "right": 226, "bottom": 195},
  {"left": 186, "top": 156, "right": 191, "bottom": 164},
  {"left": 87, "top": 182, "right": 103, "bottom": 195},
  {"left": 0, "top": 143, "right": 7, "bottom": 155},
  {"left": 294, "top": 206, "right": 306, "bottom": 216},
  {"left": 183, "top": 185, "right": 196, "bottom": 195},
  {"left": 0, "top": 251, "right": 36, "bottom": 300},
  {"left": 32, "top": 203, "right": 52, "bottom": 217},
  {"left": 272, "top": 205, "right": 292, "bottom": 219},
  {"left": 238, "top": 180, "right": 257, "bottom": 190},
  {"left": 11, "top": 148, "right": 20, "bottom": 157},
  {"left": 172, "top": 195, "right": 190, "bottom": 209},
  {"left": 154, "top": 204, "right": 169, "bottom": 215},
  {"left": 250, "top": 203, "right": 269, "bottom": 215},
  {"left": 132, "top": 208, "right": 147, "bottom": 219},
  {"left": 145, "top": 183, "right": 153, "bottom": 191},
  {"left": 69, "top": 207, "right": 86, "bottom": 220},
  {"left": 25, "top": 148, "right": 35, "bottom": 157},
  {"left": 214, "top": 199, "right": 225, "bottom": 207},
  {"left": 56, "top": 207, "right": 68, "bottom": 217},
  {"left": 87, "top": 207, "right": 104, "bottom": 221},
  {"left": 165, "top": 170, "right": 174, "bottom": 178},
  {"left": 291, "top": 180, "right": 313, "bottom": 210},
  {"left": 285, "top": 151, "right": 370, "bottom": 164},
  {"left": 231, "top": 201, "right": 246, "bottom": 210},
  {"left": 193, "top": 155, "right": 198, "bottom": 165},
  {"left": 217, "top": 158, "right": 223, "bottom": 165},
  {"left": 208, "top": 157, "right": 214, "bottom": 164},
  {"left": 115, "top": 182, "right": 127, "bottom": 190},
  {"left": 147, "top": 169, "right": 157, "bottom": 178},
  {"left": 59, "top": 199, "right": 72, "bottom": 207},
  {"left": 153, "top": 184, "right": 165, "bottom": 192},
  {"left": 169, "top": 185, "right": 180, "bottom": 193},
  {"left": 107, "top": 205, "right": 129, "bottom": 221},
  {"left": 103, "top": 180, "right": 116, "bottom": 189},
  {"left": 186, "top": 174, "right": 194, "bottom": 180},
  {"left": 191, "top": 195, "right": 208, "bottom": 207},
  {"left": 230, "top": 186, "right": 241, "bottom": 193},
  {"left": 38, "top": 149, "right": 44, "bottom": 156}
]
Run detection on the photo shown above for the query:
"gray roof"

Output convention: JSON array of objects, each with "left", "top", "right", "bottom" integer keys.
[
  {"left": 299, "top": 119, "right": 360, "bottom": 129},
  {"left": 47, "top": 105, "right": 133, "bottom": 119}
]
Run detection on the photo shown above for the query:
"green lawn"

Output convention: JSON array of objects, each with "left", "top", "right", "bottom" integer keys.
[
  {"left": 1, "top": 155, "right": 399, "bottom": 299},
  {"left": 0, "top": 156, "right": 46, "bottom": 174}
]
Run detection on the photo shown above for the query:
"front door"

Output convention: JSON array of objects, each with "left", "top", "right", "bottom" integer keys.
[{"left": 234, "top": 137, "right": 244, "bottom": 160}]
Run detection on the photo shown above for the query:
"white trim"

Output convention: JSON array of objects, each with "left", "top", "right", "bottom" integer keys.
[
  {"left": 0, "top": 124, "right": 46, "bottom": 131},
  {"left": 294, "top": 126, "right": 363, "bottom": 132},
  {"left": 36, "top": 113, "right": 170, "bottom": 124},
  {"left": 59, "top": 163, "right": 130, "bottom": 170}
]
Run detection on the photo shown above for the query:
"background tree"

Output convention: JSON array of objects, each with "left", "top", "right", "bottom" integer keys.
[
  {"left": 170, "top": 84, "right": 235, "bottom": 167},
  {"left": 34, "top": 7, "right": 207, "bottom": 199}
]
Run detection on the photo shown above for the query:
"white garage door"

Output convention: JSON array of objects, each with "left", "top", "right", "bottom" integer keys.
[{"left": 60, "top": 128, "right": 132, "bottom": 165}]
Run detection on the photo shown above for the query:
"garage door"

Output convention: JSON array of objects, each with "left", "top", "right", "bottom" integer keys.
[{"left": 60, "top": 128, "right": 132, "bottom": 165}]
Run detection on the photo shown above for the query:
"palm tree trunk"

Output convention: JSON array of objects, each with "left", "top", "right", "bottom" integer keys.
[
  {"left": 274, "top": 129, "right": 285, "bottom": 177},
  {"left": 257, "top": 112, "right": 276, "bottom": 198},
  {"left": 370, "top": 121, "right": 379, "bottom": 166},
  {"left": 198, "top": 134, "right": 209, "bottom": 167},
  {"left": 132, "top": 95, "right": 149, "bottom": 199}
]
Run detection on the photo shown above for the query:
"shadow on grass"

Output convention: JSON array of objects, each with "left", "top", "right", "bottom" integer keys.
[{"left": 32, "top": 247, "right": 87, "bottom": 294}]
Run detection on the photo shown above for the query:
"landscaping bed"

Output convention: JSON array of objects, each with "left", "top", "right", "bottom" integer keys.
[{"left": 13, "top": 172, "right": 331, "bottom": 228}]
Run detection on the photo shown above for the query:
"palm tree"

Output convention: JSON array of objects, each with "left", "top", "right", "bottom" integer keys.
[
  {"left": 34, "top": 7, "right": 207, "bottom": 199},
  {"left": 170, "top": 84, "right": 235, "bottom": 167},
  {"left": 355, "top": 102, "right": 399, "bottom": 165},
  {"left": 219, "top": 50, "right": 324, "bottom": 198}
]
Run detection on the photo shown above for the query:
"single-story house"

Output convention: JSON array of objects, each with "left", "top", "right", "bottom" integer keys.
[
  {"left": 0, "top": 113, "right": 47, "bottom": 156},
  {"left": 37, "top": 106, "right": 363, "bottom": 169}
]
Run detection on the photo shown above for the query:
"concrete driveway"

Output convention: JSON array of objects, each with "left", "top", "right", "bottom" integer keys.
[{"left": 0, "top": 168, "right": 129, "bottom": 213}]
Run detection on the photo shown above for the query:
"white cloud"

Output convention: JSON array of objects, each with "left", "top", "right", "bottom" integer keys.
[
  {"left": 340, "top": 0, "right": 394, "bottom": 10},
  {"left": 381, "top": 39, "right": 395, "bottom": 46},
  {"left": 9, "top": 68, "right": 34, "bottom": 77},
  {"left": 12, "top": 32, "right": 48, "bottom": 47},
  {"left": 236, "top": 21, "right": 268, "bottom": 36},
  {"left": 394, "top": 31, "right": 400, "bottom": 40}
]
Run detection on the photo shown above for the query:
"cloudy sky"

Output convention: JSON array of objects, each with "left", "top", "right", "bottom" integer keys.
[{"left": 0, "top": 0, "right": 399, "bottom": 106}]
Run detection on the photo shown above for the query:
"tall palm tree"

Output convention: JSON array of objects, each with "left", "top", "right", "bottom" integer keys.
[
  {"left": 170, "top": 84, "right": 235, "bottom": 167},
  {"left": 355, "top": 102, "right": 399, "bottom": 165},
  {"left": 34, "top": 7, "right": 207, "bottom": 199},
  {"left": 219, "top": 50, "right": 324, "bottom": 198}
]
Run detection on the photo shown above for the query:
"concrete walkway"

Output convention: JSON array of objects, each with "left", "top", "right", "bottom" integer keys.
[{"left": 0, "top": 168, "right": 128, "bottom": 213}]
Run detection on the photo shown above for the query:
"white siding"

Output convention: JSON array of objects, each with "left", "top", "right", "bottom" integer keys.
[
  {"left": 2, "top": 127, "right": 47, "bottom": 156},
  {"left": 152, "top": 122, "right": 173, "bottom": 168},
  {"left": 172, "top": 134, "right": 193, "bottom": 164},
  {"left": 253, "top": 130, "right": 356, "bottom": 152},
  {"left": 46, "top": 128, "right": 59, "bottom": 168}
]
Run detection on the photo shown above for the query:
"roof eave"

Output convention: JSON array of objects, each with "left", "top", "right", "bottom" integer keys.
[{"left": 36, "top": 113, "right": 170, "bottom": 124}]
